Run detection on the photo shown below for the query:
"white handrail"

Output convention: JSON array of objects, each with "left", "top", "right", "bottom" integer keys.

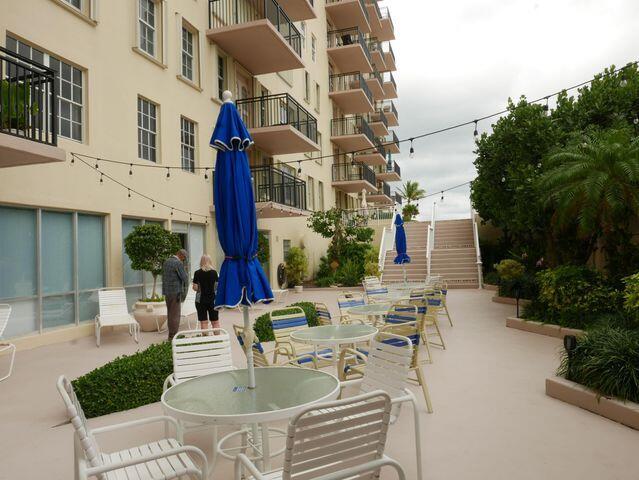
[
  {"left": 470, "top": 204, "right": 483, "bottom": 288},
  {"left": 377, "top": 210, "right": 396, "bottom": 275}
]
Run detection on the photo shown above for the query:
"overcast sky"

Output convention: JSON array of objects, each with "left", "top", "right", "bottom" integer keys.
[{"left": 387, "top": 0, "right": 639, "bottom": 220}]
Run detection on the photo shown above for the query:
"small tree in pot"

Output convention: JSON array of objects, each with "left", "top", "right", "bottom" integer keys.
[
  {"left": 124, "top": 224, "right": 181, "bottom": 300},
  {"left": 285, "top": 247, "right": 308, "bottom": 292}
]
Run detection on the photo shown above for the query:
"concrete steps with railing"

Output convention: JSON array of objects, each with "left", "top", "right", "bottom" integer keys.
[{"left": 429, "top": 219, "right": 480, "bottom": 288}]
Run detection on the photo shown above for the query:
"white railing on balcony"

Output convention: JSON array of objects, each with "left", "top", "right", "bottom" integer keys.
[
  {"left": 377, "top": 211, "right": 396, "bottom": 275},
  {"left": 426, "top": 202, "right": 437, "bottom": 278},
  {"left": 342, "top": 206, "right": 394, "bottom": 226},
  {"left": 470, "top": 202, "right": 483, "bottom": 288}
]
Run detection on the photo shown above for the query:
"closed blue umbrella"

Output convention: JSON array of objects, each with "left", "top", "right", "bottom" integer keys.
[
  {"left": 211, "top": 91, "right": 273, "bottom": 389},
  {"left": 393, "top": 213, "right": 411, "bottom": 283}
]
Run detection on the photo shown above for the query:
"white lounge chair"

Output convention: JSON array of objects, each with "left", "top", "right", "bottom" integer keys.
[
  {"left": 180, "top": 289, "right": 198, "bottom": 329},
  {"left": 0, "top": 304, "right": 16, "bottom": 382},
  {"left": 338, "top": 332, "right": 426, "bottom": 480},
  {"left": 233, "top": 390, "right": 406, "bottom": 480},
  {"left": 163, "top": 328, "right": 234, "bottom": 391},
  {"left": 95, "top": 288, "right": 140, "bottom": 347},
  {"left": 56, "top": 375, "right": 207, "bottom": 480}
]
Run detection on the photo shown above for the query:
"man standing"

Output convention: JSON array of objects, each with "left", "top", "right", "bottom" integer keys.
[{"left": 162, "top": 249, "right": 189, "bottom": 341}]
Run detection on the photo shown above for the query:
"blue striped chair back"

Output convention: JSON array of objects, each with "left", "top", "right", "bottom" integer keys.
[
  {"left": 233, "top": 324, "right": 269, "bottom": 367},
  {"left": 385, "top": 304, "right": 418, "bottom": 325},
  {"left": 270, "top": 307, "right": 309, "bottom": 347},
  {"left": 314, "top": 302, "right": 332, "bottom": 326},
  {"left": 337, "top": 293, "right": 365, "bottom": 313}
]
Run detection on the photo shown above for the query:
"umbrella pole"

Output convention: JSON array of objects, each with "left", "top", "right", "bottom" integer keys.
[{"left": 242, "top": 305, "right": 256, "bottom": 389}]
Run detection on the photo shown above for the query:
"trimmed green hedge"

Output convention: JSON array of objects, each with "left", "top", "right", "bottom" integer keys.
[
  {"left": 558, "top": 327, "right": 639, "bottom": 403},
  {"left": 72, "top": 342, "right": 172, "bottom": 418},
  {"left": 254, "top": 301, "right": 318, "bottom": 342}
]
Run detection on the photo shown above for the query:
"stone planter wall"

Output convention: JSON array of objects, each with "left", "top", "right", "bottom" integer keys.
[
  {"left": 506, "top": 317, "right": 584, "bottom": 339},
  {"left": 546, "top": 377, "right": 639, "bottom": 431}
]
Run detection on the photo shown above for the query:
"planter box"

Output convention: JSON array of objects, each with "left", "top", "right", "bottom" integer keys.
[
  {"left": 506, "top": 317, "right": 584, "bottom": 339},
  {"left": 492, "top": 295, "right": 531, "bottom": 306},
  {"left": 546, "top": 376, "right": 639, "bottom": 431},
  {"left": 133, "top": 301, "right": 167, "bottom": 332}
]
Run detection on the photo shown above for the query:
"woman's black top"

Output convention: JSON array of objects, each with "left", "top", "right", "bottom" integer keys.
[{"left": 192, "top": 269, "right": 218, "bottom": 305}]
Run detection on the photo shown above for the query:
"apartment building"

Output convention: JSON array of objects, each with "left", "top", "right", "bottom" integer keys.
[{"left": 0, "top": 0, "right": 400, "bottom": 345}]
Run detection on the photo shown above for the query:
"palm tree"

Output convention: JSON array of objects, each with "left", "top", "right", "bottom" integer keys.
[
  {"left": 397, "top": 180, "right": 426, "bottom": 205},
  {"left": 538, "top": 129, "right": 639, "bottom": 277}
]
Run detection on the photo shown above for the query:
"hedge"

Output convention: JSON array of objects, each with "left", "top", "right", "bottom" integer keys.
[{"left": 72, "top": 342, "right": 172, "bottom": 418}]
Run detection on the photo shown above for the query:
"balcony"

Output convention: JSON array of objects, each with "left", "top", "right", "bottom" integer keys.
[
  {"left": 330, "top": 116, "right": 375, "bottom": 152},
  {"left": 328, "top": 72, "right": 373, "bottom": 115},
  {"left": 332, "top": 162, "right": 376, "bottom": 193},
  {"left": 365, "top": 0, "right": 383, "bottom": 39},
  {"left": 366, "top": 37, "right": 386, "bottom": 72},
  {"left": 382, "top": 71, "right": 397, "bottom": 99},
  {"left": 376, "top": 99, "right": 398, "bottom": 126},
  {"left": 327, "top": 27, "right": 372, "bottom": 74},
  {"left": 355, "top": 141, "right": 386, "bottom": 166},
  {"left": 376, "top": 158, "right": 401, "bottom": 182},
  {"left": 372, "top": 5, "right": 395, "bottom": 41},
  {"left": 0, "top": 47, "right": 65, "bottom": 168},
  {"left": 251, "top": 165, "right": 309, "bottom": 217},
  {"left": 395, "top": 192, "right": 402, "bottom": 205},
  {"left": 383, "top": 42, "right": 396, "bottom": 72},
  {"left": 367, "top": 181, "right": 393, "bottom": 204},
  {"left": 384, "top": 130, "right": 400, "bottom": 154},
  {"left": 207, "top": 0, "right": 303, "bottom": 75},
  {"left": 276, "top": 0, "right": 316, "bottom": 21},
  {"left": 363, "top": 70, "right": 385, "bottom": 101},
  {"left": 365, "top": 110, "right": 388, "bottom": 137},
  {"left": 236, "top": 94, "right": 319, "bottom": 155},
  {"left": 325, "top": 0, "right": 370, "bottom": 34}
]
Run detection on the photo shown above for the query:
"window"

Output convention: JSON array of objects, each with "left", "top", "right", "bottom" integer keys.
[
  {"left": 217, "top": 55, "right": 227, "bottom": 100},
  {"left": 307, "top": 176, "right": 315, "bottom": 211},
  {"left": 283, "top": 239, "right": 291, "bottom": 262},
  {"left": 314, "top": 82, "right": 320, "bottom": 112},
  {"left": 181, "top": 117, "right": 196, "bottom": 172},
  {"left": 6, "top": 36, "right": 84, "bottom": 142},
  {"left": 300, "top": 22, "right": 306, "bottom": 51},
  {"left": 318, "top": 180, "right": 325, "bottom": 211},
  {"left": 64, "top": 0, "right": 81, "bottom": 9},
  {"left": 0, "top": 206, "right": 105, "bottom": 337},
  {"left": 138, "top": 0, "right": 156, "bottom": 56},
  {"left": 315, "top": 132, "right": 322, "bottom": 165},
  {"left": 181, "top": 26, "right": 194, "bottom": 80},
  {"left": 311, "top": 35, "right": 316, "bottom": 62},
  {"left": 304, "top": 71, "right": 310, "bottom": 102},
  {"left": 138, "top": 97, "right": 158, "bottom": 162}
]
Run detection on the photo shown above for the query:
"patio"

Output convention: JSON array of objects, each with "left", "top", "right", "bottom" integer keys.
[{"left": 1, "top": 288, "right": 638, "bottom": 479}]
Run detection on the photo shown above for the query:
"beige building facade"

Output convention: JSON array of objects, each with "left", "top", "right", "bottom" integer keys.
[{"left": 0, "top": 0, "right": 400, "bottom": 345}]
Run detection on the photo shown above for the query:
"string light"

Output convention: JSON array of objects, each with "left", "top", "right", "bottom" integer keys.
[
  {"left": 543, "top": 96, "right": 550, "bottom": 112},
  {"left": 204, "top": 168, "right": 209, "bottom": 181},
  {"left": 189, "top": 213, "right": 193, "bottom": 222},
  {"left": 70, "top": 155, "right": 75, "bottom": 165},
  {"left": 170, "top": 208, "right": 174, "bottom": 216},
  {"left": 473, "top": 120, "right": 479, "bottom": 138},
  {"left": 128, "top": 189, "right": 131, "bottom": 198},
  {"left": 99, "top": 173, "right": 103, "bottom": 185},
  {"left": 440, "top": 191, "right": 444, "bottom": 202},
  {"left": 129, "top": 164, "right": 133, "bottom": 176},
  {"left": 297, "top": 161, "right": 302, "bottom": 175},
  {"left": 95, "top": 159, "right": 99, "bottom": 169},
  {"left": 166, "top": 168, "right": 171, "bottom": 179},
  {"left": 152, "top": 201, "right": 156, "bottom": 209},
  {"left": 409, "top": 138, "right": 415, "bottom": 159}
]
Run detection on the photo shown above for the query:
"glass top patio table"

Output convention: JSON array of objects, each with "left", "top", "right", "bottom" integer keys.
[
  {"left": 161, "top": 367, "right": 340, "bottom": 425},
  {"left": 290, "top": 324, "right": 378, "bottom": 345},
  {"left": 346, "top": 303, "right": 393, "bottom": 316}
]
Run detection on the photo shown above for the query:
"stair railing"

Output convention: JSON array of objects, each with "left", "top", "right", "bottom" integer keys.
[
  {"left": 470, "top": 203, "right": 483, "bottom": 288},
  {"left": 426, "top": 202, "right": 437, "bottom": 279},
  {"left": 378, "top": 211, "right": 396, "bottom": 276}
]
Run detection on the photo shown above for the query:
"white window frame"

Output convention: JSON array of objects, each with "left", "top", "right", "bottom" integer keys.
[
  {"left": 180, "top": 116, "right": 196, "bottom": 173},
  {"left": 138, "top": 0, "right": 156, "bottom": 56},
  {"left": 304, "top": 71, "right": 310, "bottom": 103},
  {"left": 311, "top": 34, "right": 316, "bottom": 62},
  {"left": 181, "top": 26, "right": 194, "bottom": 80},
  {"left": 135, "top": 0, "right": 166, "bottom": 66},
  {"left": 137, "top": 96, "right": 159, "bottom": 163}
]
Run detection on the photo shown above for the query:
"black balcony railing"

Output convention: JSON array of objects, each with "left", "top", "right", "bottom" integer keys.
[
  {"left": 329, "top": 72, "right": 373, "bottom": 104},
  {"left": 377, "top": 100, "right": 398, "bottom": 120},
  {"left": 388, "top": 159, "right": 400, "bottom": 177},
  {"left": 367, "top": 37, "right": 382, "bottom": 55},
  {"left": 332, "top": 162, "right": 376, "bottom": 185},
  {"left": 370, "top": 0, "right": 381, "bottom": 21},
  {"left": 327, "top": 27, "right": 371, "bottom": 65},
  {"left": 377, "top": 181, "right": 390, "bottom": 197},
  {"left": 395, "top": 193, "right": 402, "bottom": 205},
  {"left": 236, "top": 93, "right": 317, "bottom": 143},
  {"left": 380, "top": 6, "right": 394, "bottom": 31},
  {"left": 252, "top": 165, "right": 307, "bottom": 210},
  {"left": 331, "top": 116, "right": 374, "bottom": 143},
  {"left": 208, "top": 0, "right": 302, "bottom": 57},
  {"left": 367, "top": 109, "right": 387, "bottom": 129},
  {"left": 383, "top": 71, "right": 396, "bottom": 90},
  {"left": 0, "top": 46, "right": 56, "bottom": 145},
  {"left": 383, "top": 42, "right": 395, "bottom": 64},
  {"left": 363, "top": 69, "right": 382, "bottom": 86},
  {"left": 385, "top": 130, "right": 399, "bottom": 149},
  {"left": 326, "top": 0, "right": 369, "bottom": 23}
]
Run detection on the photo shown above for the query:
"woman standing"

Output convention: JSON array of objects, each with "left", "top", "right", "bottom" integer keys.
[{"left": 192, "top": 254, "right": 219, "bottom": 331}]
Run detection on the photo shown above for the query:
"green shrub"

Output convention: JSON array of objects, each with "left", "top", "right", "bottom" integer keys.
[
  {"left": 498, "top": 272, "right": 537, "bottom": 300},
  {"left": 535, "top": 265, "right": 617, "bottom": 328},
  {"left": 558, "top": 327, "right": 639, "bottom": 403},
  {"left": 285, "top": 247, "right": 308, "bottom": 286},
  {"left": 363, "top": 247, "right": 380, "bottom": 277},
  {"left": 484, "top": 271, "right": 500, "bottom": 285},
  {"left": 623, "top": 273, "right": 639, "bottom": 317},
  {"left": 72, "top": 342, "right": 172, "bottom": 418},
  {"left": 495, "top": 259, "right": 525, "bottom": 282},
  {"left": 253, "top": 301, "right": 319, "bottom": 342},
  {"left": 336, "top": 259, "right": 363, "bottom": 287},
  {"left": 315, "top": 256, "right": 335, "bottom": 287}
]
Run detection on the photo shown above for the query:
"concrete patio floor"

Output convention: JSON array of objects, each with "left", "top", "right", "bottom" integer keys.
[{"left": 1, "top": 288, "right": 637, "bottom": 479}]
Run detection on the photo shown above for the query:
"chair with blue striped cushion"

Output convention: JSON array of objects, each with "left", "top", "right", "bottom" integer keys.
[
  {"left": 364, "top": 283, "right": 390, "bottom": 303},
  {"left": 270, "top": 307, "right": 333, "bottom": 366},
  {"left": 337, "top": 292, "right": 368, "bottom": 324},
  {"left": 409, "top": 291, "right": 446, "bottom": 363},
  {"left": 433, "top": 280, "right": 452, "bottom": 326},
  {"left": 385, "top": 303, "right": 418, "bottom": 325},
  {"left": 425, "top": 288, "right": 453, "bottom": 327}
]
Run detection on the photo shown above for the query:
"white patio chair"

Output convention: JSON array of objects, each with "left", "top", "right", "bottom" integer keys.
[
  {"left": 95, "top": 288, "right": 139, "bottom": 347},
  {"left": 234, "top": 390, "right": 406, "bottom": 480},
  {"left": 0, "top": 304, "right": 16, "bottom": 382},
  {"left": 338, "top": 332, "right": 427, "bottom": 480},
  {"left": 163, "top": 328, "right": 234, "bottom": 391},
  {"left": 56, "top": 375, "right": 207, "bottom": 480},
  {"left": 180, "top": 289, "right": 198, "bottom": 329}
]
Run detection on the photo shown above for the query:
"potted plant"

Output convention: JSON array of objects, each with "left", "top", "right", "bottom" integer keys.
[
  {"left": 124, "top": 224, "right": 181, "bottom": 331},
  {"left": 285, "top": 246, "right": 308, "bottom": 293}
]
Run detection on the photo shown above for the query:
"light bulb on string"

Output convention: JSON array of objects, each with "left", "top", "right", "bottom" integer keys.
[
  {"left": 204, "top": 168, "right": 209, "bottom": 181},
  {"left": 127, "top": 189, "right": 131, "bottom": 199},
  {"left": 152, "top": 201, "right": 156, "bottom": 209},
  {"left": 189, "top": 213, "right": 193, "bottom": 222},
  {"left": 543, "top": 96, "right": 550, "bottom": 113},
  {"left": 166, "top": 168, "right": 171, "bottom": 180},
  {"left": 99, "top": 173, "right": 104, "bottom": 185},
  {"left": 129, "top": 164, "right": 133, "bottom": 176},
  {"left": 409, "top": 138, "right": 415, "bottom": 159},
  {"left": 440, "top": 191, "right": 444, "bottom": 202},
  {"left": 473, "top": 121, "right": 479, "bottom": 138},
  {"left": 95, "top": 159, "right": 99, "bottom": 169},
  {"left": 70, "top": 155, "right": 75, "bottom": 165},
  {"left": 170, "top": 208, "right": 174, "bottom": 216},
  {"left": 297, "top": 161, "right": 302, "bottom": 175}
]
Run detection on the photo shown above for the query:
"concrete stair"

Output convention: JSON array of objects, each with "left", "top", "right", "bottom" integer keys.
[
  {"left": 381, "top": 221, "right": 429, "bottom": 283},
  {"left": 430, "top": 219, "right": 479, "bottom": 289}
]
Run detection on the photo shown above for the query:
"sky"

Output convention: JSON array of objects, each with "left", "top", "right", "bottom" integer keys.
[{"left": 387, "top": 0, "right": 639, "bottom": 220}]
